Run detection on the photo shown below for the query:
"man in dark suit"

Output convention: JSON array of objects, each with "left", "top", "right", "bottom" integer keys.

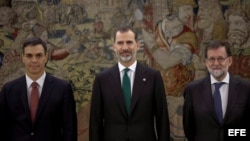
[
  {"left": 0, "top": 37, "right": 77, "bottom": 141},
  {"left": 183, "top": 40, "right": 250, "bottom": 141},
  {"left": 89, "top": 25, "right": 170, "bottom": 141}
]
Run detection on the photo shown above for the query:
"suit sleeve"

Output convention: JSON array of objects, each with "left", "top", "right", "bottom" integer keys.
[
  {"left": 89, "top": 75, "right": 104, "bottom": 141},
  {"left": 0, "top": 86, "right": 9, "bottom": 140},
  {"left": 245, "top": 81, "right": 250, "bottom": 140},
  {"left": 154, "top": 71, "right": 171, "bottom": 141},
  {"left": 63, "top": 83, "right": 77, "bottom": 141},
  {"left": 183, "top": 85, "right": 195, "bottom": 141}
]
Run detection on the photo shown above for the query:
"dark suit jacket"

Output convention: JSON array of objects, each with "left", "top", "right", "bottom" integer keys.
[
  {"left": 0, "top": 74, "right": 77, "bottom": 141},
  {"left": 89, "top": 62, "right": 170, "bottom": 141},
  {"left": 183, "top": 75, "right": 250, "bottom": 141}
]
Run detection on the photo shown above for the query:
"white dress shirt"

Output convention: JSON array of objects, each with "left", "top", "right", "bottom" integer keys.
[
  {"left": 118, "top": 61, "right": 137, "bottom": 96},
  {"left": 26, "top": 72, "right": 46, "bottom": 105}
]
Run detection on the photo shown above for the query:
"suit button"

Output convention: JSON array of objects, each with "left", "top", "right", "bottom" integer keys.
[{"left": 30, "top": 132, "right": 35, "bottom": 136}]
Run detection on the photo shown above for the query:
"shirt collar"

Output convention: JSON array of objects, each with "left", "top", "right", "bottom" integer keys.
[
  {"left": 26, "top": 72, "right": 46, "bottom": 88},
  {"left": 210, "top": 72, "right": 230, "bottom": 84},
  {"left": 118, "top": 61, "right": 137, "bottom": 73}
]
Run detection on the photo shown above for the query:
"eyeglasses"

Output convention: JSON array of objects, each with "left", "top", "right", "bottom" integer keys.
[{"left": 206, "top": 57, "right": 228, "bottom": 63}]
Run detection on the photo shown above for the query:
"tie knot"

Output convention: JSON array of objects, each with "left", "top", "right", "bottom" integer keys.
[
  {"left": 124, "top": 68, "right": 130, "bottom": 74},
  {"left": 31, "top": 82, "right": 38, "bottom": 88},
  {"left": 214, "top": 82, "right": 224, "bottom": 90}
]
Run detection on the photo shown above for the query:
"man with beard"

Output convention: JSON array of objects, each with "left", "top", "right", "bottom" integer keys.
[
  {"left": 183, "top": 40, "right": 250, "bottom": 141},
  {"left": 89, "top": 25, "right": 170, "bottom": 141},
  {"left": 224, "top": 8, "right": 250, "bottom": 79}
]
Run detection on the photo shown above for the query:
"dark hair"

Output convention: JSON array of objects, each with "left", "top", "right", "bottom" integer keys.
[
  {"left": 113, "top": 25, "right": 138, "bottom": 42},
  {"left": 22, "top": 37, "right": 47, "bottom": 54},
  {"left": 205, "top": 40, "right": 232, "bottom": 58}
]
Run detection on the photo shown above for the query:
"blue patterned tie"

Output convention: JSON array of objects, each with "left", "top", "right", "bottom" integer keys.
[
  {"left": 122, "top": 68, "right": 131, "bottom": 115},
  {"left": 214, "top": 82, "right": 224, "bottom": 125}
]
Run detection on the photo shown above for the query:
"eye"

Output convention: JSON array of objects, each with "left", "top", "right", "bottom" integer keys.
[
  {"left": 36, "top": 54, "right": 43, "bottom": 58},
  {"left": 217, "top": 57, "right": 225, "bottom": 62},
  {"left": 25, "top": 54, "right": 32, "bottom": 58},
  {"left": 208, "top": 58, "right": 215, "bottom": 62},
  {"left": 126, "top": 41, "right": 133, "bottom": 45},
  {"left": 117, "top": 41, "right": 124, "bottom": 46},
  {"left": 217, "top": 57, "right": 224, "bottom": 62}
]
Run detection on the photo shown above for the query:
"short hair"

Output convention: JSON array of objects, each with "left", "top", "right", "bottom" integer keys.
[
  {"left": 22, "top": 37, "right": 47, "bottom": 54},
  {"left": 205, "top": 40, "right": 232, "bottom": 58},
  {"left": 113, "top": 25, "right": 138, "bottom": 42}
]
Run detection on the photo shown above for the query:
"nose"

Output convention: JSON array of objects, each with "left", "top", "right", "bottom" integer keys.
[
  {"left": 213, "top": 59, "right": 220, "bottom": 65},
  {"left": 121, "top": 44, "right": 129, "bottom": 50},
  {"left": 31, "top": 56, "right": 38, "bottom": 62}
]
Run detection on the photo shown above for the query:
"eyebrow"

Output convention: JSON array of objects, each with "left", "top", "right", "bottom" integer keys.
[
  {"left": 117, "top": 40, "right": 133, "bottom": 43},
  {"left": 24, "top": 52, "right": 44, "bottom": 56}
]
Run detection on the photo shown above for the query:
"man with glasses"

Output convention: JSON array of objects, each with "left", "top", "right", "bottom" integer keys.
[{"left": 183, "top": 40, "right": 250, "bottom": 141}]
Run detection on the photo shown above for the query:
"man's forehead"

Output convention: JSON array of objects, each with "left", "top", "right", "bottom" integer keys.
[
  {"left": 24, "top": 47, "right": 45, "bottom": 54},
  {"left": 207, "top": 48, "right": 226, "bottom": 54},
  {"left": 24, "top": 44, "right": 44, "bottom": 50}
]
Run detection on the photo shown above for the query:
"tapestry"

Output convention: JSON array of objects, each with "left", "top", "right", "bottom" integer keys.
[{"left": 0, "top": 0, "right": 249, "bottom": 140}]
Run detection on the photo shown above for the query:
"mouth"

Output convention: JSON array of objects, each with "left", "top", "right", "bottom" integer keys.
[
  {"left": 30, "top": 66, "right": 39, "bottom": 69},
  {"left": 212, "top": 67, "right": 222, "bottom": 71},
  {"left": 121, "top": 52, "right": 131, "bottom": 56}
]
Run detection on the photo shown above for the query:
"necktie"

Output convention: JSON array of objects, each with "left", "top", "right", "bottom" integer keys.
[
  {"left": 122, "top": 68, "right": 131, "bottom": 115},
  {"left": 30, "top": 82, "right": 39, "bottom": 123},
  {"left": 213, "top": 82, "right": 224, "bottom": 125}
]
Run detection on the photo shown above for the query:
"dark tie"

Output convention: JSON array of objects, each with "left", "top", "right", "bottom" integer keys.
[
  {"left": 122, "top": 68, "right": 131, "bottom": 115},
  {"left": 30, "top": 82, "right": 39, "bottom": 123},
  {"left": 213, "top": 82, "right": 224, "bottom": 125}
]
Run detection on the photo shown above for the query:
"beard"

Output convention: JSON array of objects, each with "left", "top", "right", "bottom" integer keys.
[
  {"left": 209, "top": 69, "right": 225, "bottom": 78},
  {"left": 120, "top": 55, "right": 132, "bottom": 62},
  {"left": 116, "top": 50, "right": 136, "bottom": 63},
  {"left": 208, "top": 66, "right": 228, "bottom": 80}
]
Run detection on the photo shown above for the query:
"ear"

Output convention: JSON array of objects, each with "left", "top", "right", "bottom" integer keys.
[{"left": 228, "top": 56, "right": 233, "bottom": 67}]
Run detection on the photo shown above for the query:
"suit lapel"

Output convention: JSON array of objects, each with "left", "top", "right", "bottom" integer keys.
[
  {"left": 131, "top": 63, "right": 146, "bottom": 115},
  {"left": 112, "top": 64, "right": 127, "bottom": 117},
  {"left": 202, "top": 77, "right": 220, "bottom": 124},
  {"left": 19, "top": 76, "right": 31, "bottom": 124},
  {"left": 223, "top": 76, "right": 239, "bottom": 124},
  {"left": 112, "top": 63, "right": 147, "bottom": 117}
]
